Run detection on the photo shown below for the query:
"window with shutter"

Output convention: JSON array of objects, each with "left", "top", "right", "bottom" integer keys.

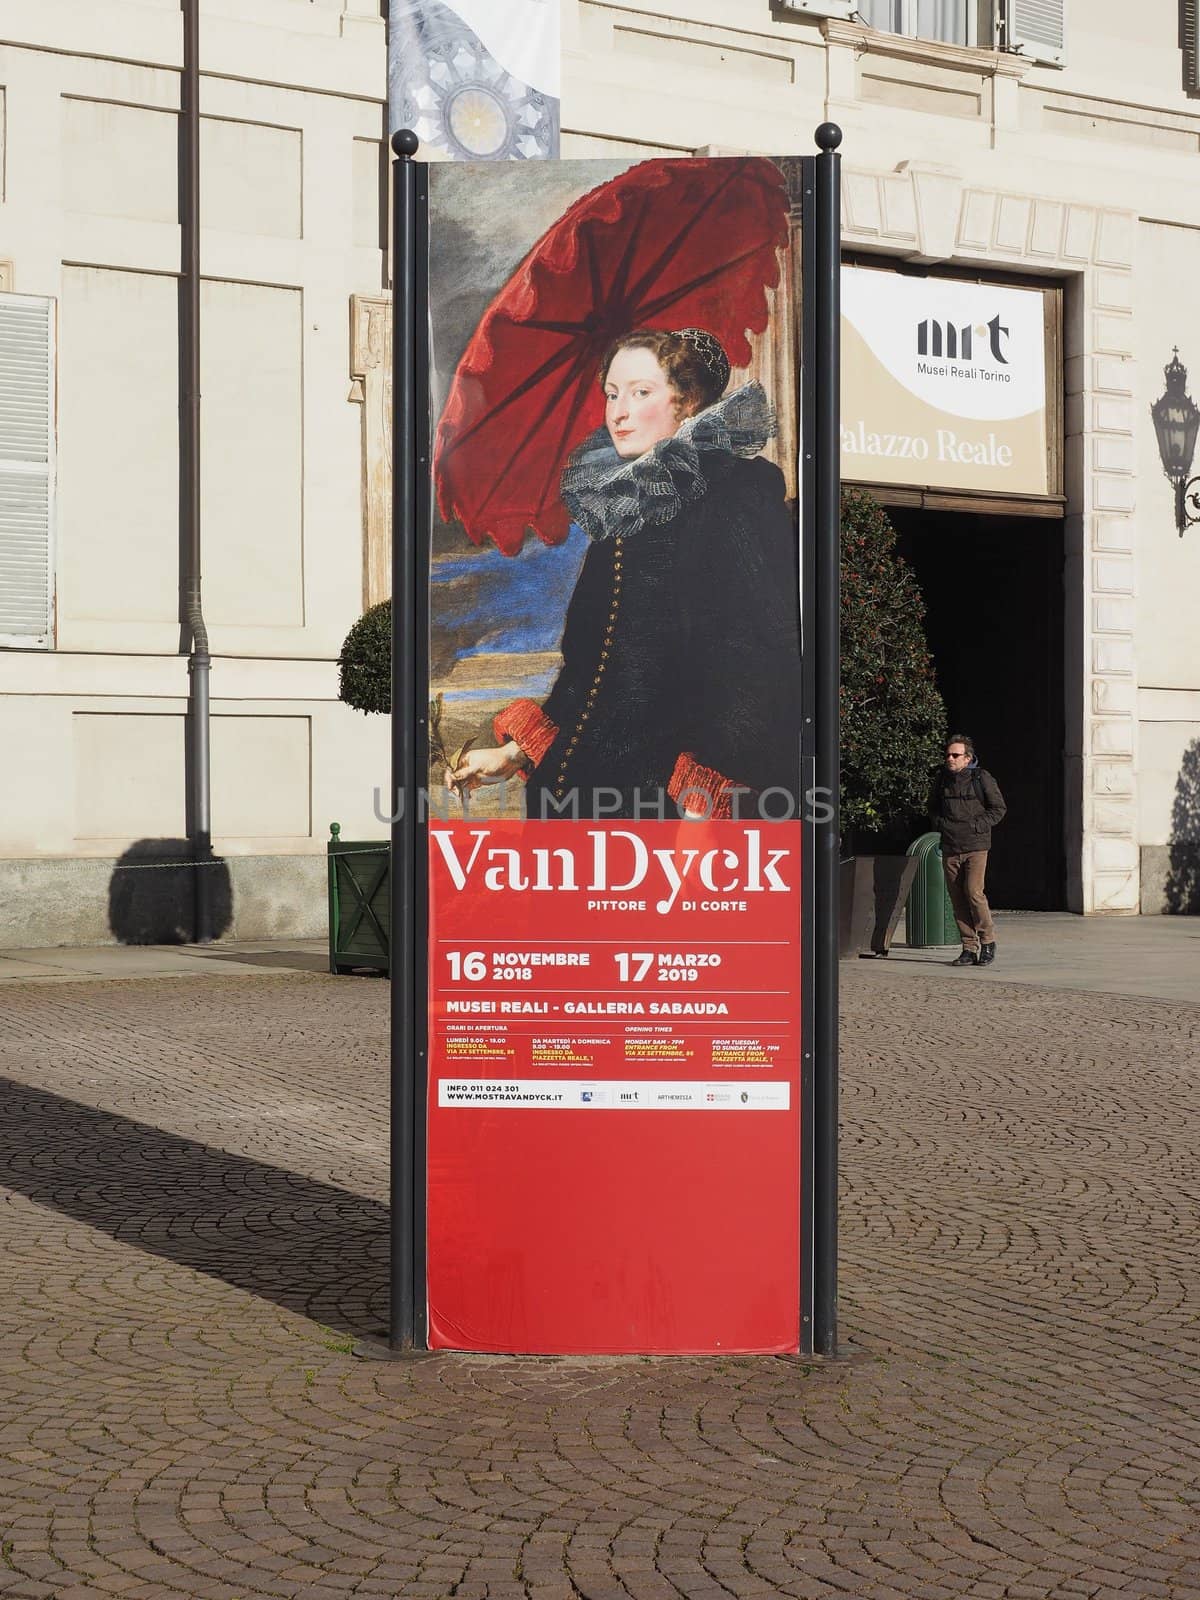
[
  {"left": 1004, "top": 0, "right": 1065, "bottom": 65},
  {"left": 774, "top": 1, "right": 855, "bottom": 20},
  {"left": 858, "top": 0, "right": 978, "bottom": 44},
  {"left": 858, "top": 0, "right": 901, "bottom": 28},
  {"left": 0, "top": 294, "right": 55, "bottom": 650},
  {"left": 1184, "top": 0, "right": 1199, "bottom": 93}
]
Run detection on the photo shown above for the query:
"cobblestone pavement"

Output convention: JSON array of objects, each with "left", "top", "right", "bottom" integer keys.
[{"left": 1, "top": 968, "right": 1199, "bottom": 1600}]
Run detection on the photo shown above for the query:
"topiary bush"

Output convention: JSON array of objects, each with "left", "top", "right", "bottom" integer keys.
[
  {"left": 338, "top": 599, "right": 391, "bottom": 715},
  {"left": 840, "top": 489, "right": 946, "bottom": 846}
]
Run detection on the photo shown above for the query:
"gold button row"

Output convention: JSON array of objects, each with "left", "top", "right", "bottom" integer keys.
[{"left": 554, "top": 537, "right": 623, "bottom": 801}]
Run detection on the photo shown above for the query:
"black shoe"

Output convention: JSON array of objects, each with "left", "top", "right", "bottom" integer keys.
[
  {"left": 950, "top": 950, "right": 979, "bottom": 967},
  {"left": 978, "top": 943, "right": 996, "bottom": 966}
]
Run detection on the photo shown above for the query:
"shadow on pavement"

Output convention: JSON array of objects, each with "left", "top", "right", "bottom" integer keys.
[
  {"left": 188, "top": 948, "right": 335, "bottom": 973},
  {"left": 860, "top": 950, "right": 960, "bottom": 968},
  {"left": 0, "top": 1075, "right": 388, "bottom": 1339}
]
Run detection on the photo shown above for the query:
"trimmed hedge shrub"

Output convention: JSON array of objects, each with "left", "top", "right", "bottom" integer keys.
[
  {"left": 338, "top": 599, "right": 391, "bottom": 715},
  {"left": 840, "top": 489, "right": 946, "bottom": 842}
]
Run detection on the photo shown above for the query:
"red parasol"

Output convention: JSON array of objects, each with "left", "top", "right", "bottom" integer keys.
[{"left": 434, "top": 157, "right": 791, "bottom": 556}]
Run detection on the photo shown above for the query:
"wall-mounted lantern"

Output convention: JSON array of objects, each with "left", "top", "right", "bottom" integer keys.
[{"left": 1151, "top": 348, "right": 1200, "bottom": 536}]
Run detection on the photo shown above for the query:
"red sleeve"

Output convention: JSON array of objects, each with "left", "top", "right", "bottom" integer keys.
[
  {"left": 668, "top": 752, "right": 745, "bottom": 820},
  {"left": 493, "top": 698, "right": 558, "bottom": 768}
]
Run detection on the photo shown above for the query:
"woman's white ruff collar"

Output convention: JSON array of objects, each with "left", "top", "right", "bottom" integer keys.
[{"left": 560, "top": 382, "right": 777, "bottom": 543}]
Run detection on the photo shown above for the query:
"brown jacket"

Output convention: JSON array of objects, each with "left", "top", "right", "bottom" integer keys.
[{"left": 929, "top": 764, "right": 1007, "bottom": 854}]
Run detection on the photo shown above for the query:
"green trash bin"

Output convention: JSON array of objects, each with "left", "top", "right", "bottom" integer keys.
[
  {"left": 904, "top": 831, "right": 958, "bottom": 947},
  {"left": 327, "top": 822, "right": 390, "bottom": 974}
]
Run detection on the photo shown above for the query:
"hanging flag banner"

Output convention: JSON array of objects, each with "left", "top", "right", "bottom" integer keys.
[
  {"left": 388, "top": 0, "right": 560, "bottom": 159},
  {"left": 841, "top": 265, "right": 1055, "bottom": 495},
  {"left": 422, "top": 156, "right": 808, "bottom": 1354}
]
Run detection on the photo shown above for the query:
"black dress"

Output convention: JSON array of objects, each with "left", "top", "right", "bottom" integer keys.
[{"left": 495, "top": 384, "right": 802, "bottom": 821}]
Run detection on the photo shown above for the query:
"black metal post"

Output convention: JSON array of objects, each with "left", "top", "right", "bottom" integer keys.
[
  {"left": 797, "top": 155, "right": 817, "bottom": 1357},
  {"left": 389, "top": 128, "right": 420, "bottom": 1351},
  {"left": 181, "top": 0, "right": 211, "bottom": 944},
  {"left": 812, "top": 121, "right": 842, "bottom": 1358}
]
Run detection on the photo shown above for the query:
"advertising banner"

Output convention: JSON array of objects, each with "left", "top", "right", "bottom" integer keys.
[
  {"left": 841, "top": 265, "right": 1052, "bottom": 495},
  {"left": 388, "top": 0, "right": 559, "bottom": 159},
  {"left": 423, "top": 156, "right": 807, "bottom": 1353}
]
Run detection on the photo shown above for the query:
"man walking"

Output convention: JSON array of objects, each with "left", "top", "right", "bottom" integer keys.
[{"left": 929, "top": 734, "right": 1007, "bottom": 967}]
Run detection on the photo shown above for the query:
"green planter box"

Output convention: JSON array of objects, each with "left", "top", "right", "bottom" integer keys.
[{"left": 327, "top": 823, "right": 390, "bottom": 974}]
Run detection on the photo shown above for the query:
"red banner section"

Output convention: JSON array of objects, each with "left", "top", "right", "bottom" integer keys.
[{"left": 426, "top": 817, "right": 802, "bottom": 1354}]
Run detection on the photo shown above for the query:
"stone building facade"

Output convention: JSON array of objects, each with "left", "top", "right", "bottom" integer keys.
[
  {"left": 1, "top": 0, "right": 1197, "bottom": 940},
  {"left": 0, "top": 0, "right": 391, "bottom": 943}
]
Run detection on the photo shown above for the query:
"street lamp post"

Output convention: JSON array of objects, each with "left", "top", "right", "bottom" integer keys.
[{"left": 1151, "top": 348, "right": 1200, "bottom": 536}]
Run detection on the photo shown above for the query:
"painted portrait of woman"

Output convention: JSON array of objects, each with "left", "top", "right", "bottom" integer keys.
[
  {"left": 447, "top": 325, "right": 801, "bottom": 818},
  {"left": 422, "top": 154, "right": 812, "bottom": 1360},
  {"left": 429, "top": 154, "right": 802, "bottom": 820}
]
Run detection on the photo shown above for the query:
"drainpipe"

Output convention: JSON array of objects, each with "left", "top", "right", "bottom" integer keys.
[{"left": 181, "top": 0, "right": 212, "bottom": 942}]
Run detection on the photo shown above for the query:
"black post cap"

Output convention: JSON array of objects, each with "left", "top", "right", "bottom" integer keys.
[
  {"left": 814, "top": 122, "right": 843, "bottom": 152},
  {"left": 392, "top": 129, "right": 420, "bottom": 158}
]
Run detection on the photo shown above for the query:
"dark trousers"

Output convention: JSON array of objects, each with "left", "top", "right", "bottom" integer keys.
[{"left": 943, "top": 850, "right": 995, "bottom": 952}]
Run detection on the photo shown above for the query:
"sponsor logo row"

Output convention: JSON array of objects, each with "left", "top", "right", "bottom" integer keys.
[{"left": 437, "top": 1079, "right": 790, "bottom": 1110}]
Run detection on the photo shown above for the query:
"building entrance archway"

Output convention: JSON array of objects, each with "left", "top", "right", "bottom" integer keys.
[{"left": 889, "top": 506, "right": 1067, "bottom": 911}]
